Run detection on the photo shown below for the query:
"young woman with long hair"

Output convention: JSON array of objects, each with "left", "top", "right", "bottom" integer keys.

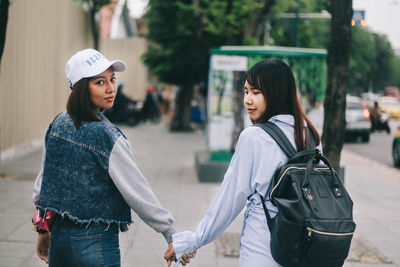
[{"left": 165, "top": 60, "right": 321, "bottom": 266}]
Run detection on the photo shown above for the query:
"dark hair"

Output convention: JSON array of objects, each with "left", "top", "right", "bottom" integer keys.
[
  {"left": 244, "top": 60, "right": 320, "bottom": 151},
  {"left": 66, "top": 78, "right": 101, "bottom": 129}
]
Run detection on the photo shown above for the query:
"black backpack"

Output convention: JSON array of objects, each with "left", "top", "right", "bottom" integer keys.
[{"left": 256, "top": 122, "right": 356, "bottom": 267}]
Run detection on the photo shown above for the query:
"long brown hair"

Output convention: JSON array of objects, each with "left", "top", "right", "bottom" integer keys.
[
  {"left": 66, "top": 78, "right": 100, "bottom": 129},
  {"left": 244, "top": 60, "right": 320, "bottom": 151}
]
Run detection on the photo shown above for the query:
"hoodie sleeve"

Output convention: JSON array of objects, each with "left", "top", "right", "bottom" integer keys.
[{"left": 109, "top": 136, "right": 176, "bottom": 243}]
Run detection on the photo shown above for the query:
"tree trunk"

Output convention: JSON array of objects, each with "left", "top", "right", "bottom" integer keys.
[
  {"left": 90, "top": 0, "right": 99, "bottom": 50},
  {"left": 322, "top": 0, "right": 353, "bottom": 171},
  {"left": 244, "top": 0, "right": 276, "bottom": 43},
  {"left": 216, "top": 87, "right": 225, "bottom": 115},
  {"left": 231, "top": 71, "right": 245, "bottom": 152},
  {"left": 0, "top": 0, "right": 10, "bottom": 65},
  {"left": 170, "top": 84, "right": 194, "bottom": 131}
]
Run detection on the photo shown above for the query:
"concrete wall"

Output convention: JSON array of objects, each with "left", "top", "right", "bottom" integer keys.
[
  {"left": 100, "top": 38, "right": 148, "bottom": 101},
  {"left": 0, "top": 0, "right": 149, "bottom": 160}
]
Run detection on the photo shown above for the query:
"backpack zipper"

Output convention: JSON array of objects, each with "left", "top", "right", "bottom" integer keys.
[
  {"left": 306, "top": 227, "right": 354, "bottom": 241},
  {"left": 270, "top": 166, "right": 330, "bottom": 200}
]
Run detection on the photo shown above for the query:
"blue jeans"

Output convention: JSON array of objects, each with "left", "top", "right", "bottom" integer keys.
[{"left": 49, "top": 217, "right": 120, "bottom": 267}]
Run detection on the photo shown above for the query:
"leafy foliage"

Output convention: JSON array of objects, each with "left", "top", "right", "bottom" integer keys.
[
  {"left": 389, "top": 55, "right": 400, "bottom": 87},
  {"left": 143, "top": 0, "right": 274, "bottom": 86},
  {"left": 269, "top": 0, "right": 330, "bottom": 47},
  {"left": 144, "top": 0, "right": 399, "bottom": 132},
  {"left": 143, "top": 1, "right": 210, "bottom": 86},
  {"left": 143, "top": 0, "right": 276, "bottom": 130},
  {"left": 269, "top": 0, "right": 400, "bottom": 94},
  {"left": 349, "top": 27, "right": 397, "bottom": 94},
  {"left": 371, "top": 32, "right": 394, "bottom": 90},
  {"left": 349, "top": 27, "right": 376, "bottom": 93}
]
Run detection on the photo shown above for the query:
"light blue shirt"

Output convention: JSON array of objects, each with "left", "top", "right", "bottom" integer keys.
[{"left": 173, "top": 114, "right": 321, "bottom": 266}]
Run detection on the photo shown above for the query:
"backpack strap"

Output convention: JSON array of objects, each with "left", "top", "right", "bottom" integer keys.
[
  {"left": 259, "top": 194, "right": 274, "bottom": 231},
  {"left": 256, "top": 121, "right": 317, "bottom": 232},
  {"left": 256, "top": 121, "right": 297, "bottom": 158},
  {"left": 256, "top": 122, "right": 297, "bottom": 232}
]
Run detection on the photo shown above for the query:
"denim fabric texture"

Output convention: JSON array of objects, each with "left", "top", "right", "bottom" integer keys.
[
  {"left": 49, "top": 216, "right": 121, "bottom": 267},
  {"left": 37, "top": 112, "right": 132, "bottom": 230}
]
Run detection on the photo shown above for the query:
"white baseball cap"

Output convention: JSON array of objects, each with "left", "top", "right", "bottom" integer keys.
[{"left": 66, "top": 48, "right": 126, "bottom": 89}]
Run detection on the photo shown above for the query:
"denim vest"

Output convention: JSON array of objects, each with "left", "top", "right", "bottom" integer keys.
[{"left": 37, "top": 112, "right": 132, "bottom": 231}]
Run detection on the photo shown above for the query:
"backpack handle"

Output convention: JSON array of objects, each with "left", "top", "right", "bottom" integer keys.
[
  {"left": 287, "top": 148, "right": 319, "bottom": 164},
  {"left": 303, "top": 151, "right": 340, "bottom": 189}
]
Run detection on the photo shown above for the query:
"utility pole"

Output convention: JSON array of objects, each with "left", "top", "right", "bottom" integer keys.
[
  {"left": 263, "top": 17, "right": 273, "bottom": 45},
  {"left": 295, "top": 0, "right": 300, "bottom": 47},
  {"left": 275, "top": 10, "right": 332, "bottom": 47},
  {"left": 0, "top": 0, "right": 10, "bottom": 65}
]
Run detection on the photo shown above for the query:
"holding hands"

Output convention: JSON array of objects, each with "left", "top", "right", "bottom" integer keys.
[{"left": 164, "top": 243, "right": 196, "bottom": 266}]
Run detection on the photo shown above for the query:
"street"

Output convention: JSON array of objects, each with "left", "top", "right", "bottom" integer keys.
[
  {"left": 308, "top": 106, "right": 400, "bottom": 170},
  {"left": 344, "top": 119, "right": 400, "bottom": 168}
]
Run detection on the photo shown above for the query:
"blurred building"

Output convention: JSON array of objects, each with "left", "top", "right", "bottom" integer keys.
[
  {"left": 100, "top": 1, "right": 118, "bottom": 38},
  {"left": 100, "top": 0, "right": 138, "bottom": 38},
  {"left": 0, "top": 0, "right": 149, "bottom": 159}
]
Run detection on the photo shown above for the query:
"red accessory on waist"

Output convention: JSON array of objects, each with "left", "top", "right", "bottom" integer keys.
[{"left": 32, "top": 208, "right": 56, "bottom": 233}]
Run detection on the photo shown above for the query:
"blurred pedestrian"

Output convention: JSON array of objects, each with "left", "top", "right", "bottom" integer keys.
[
  {"left": 104, "top": 82, "right": 129, "bottom": 122},
  {"left": 162, "top": 85, "right": 177, "bottom": 126},
  {"left": 190, "top": 85, "right": 206, "bottom": 129},
  {"left": 142, "top": 85, "right": 160, "bottom": 122},
  {"left": 370, "top": 101, "right": 379, "bottom": 131},
  {"left": 31, "top": 48, "right": 179, "bottom": 266},
  {"left": 164, "top": 60, "right": 321, "bottom": 266},
  {"left": 370, "top": 101, "right": 390, "bottom": 133}
]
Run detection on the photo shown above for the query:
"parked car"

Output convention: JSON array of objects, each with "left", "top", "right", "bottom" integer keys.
[
  {"left": 393, "top": 128, "right": 400, "bottom": 168},
  {"left": 378, "top": 96, "right": 400, "bottom": 119},
  {"left": 345, "top": 96, "right": 371, "bottom": 142}
]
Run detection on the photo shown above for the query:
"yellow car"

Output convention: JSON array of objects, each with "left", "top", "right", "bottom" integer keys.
[{"left": 378, "top": 96, "right": 400, "bottom": 119}]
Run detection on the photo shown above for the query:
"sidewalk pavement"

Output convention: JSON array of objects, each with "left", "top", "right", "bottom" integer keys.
[{"left": 0, "top": 121, "right": 399, "bottom": 267}]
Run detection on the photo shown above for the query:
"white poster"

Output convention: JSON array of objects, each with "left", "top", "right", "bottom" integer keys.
[
  {"left": 211, "top": 55, "right": 248, "bottom": 71},
  {"left": 207, "top": 55, "right": 249, "bottom": 152}
]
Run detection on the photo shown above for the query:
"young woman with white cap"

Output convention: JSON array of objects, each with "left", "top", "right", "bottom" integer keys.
[{"left": 31, "top": 49, "right": 180, "bottom": 266}]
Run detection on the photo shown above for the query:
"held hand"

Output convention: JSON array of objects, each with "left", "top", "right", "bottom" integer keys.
[
  {"left": 164, "top": 243, "right": 197, "bottom": 266},
  {"left": 164, "top": 243, "right": 176, "bottom": 266},
  {"left": 36, "top": 232, "right": 51, "bottom": 263},
  {"left": 179, "top": 251, "right": 196, "bottom": 266}
]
